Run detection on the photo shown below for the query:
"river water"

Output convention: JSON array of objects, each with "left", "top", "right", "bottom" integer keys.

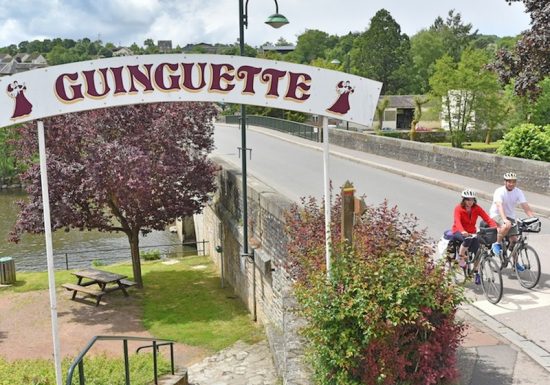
[{"left": 0, "top": 190, "right": 184, "bottom": 272}]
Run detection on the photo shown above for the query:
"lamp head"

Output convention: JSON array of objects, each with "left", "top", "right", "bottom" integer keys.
[{"left": 265, "top": 13, "right": 289, "bottom": 28}]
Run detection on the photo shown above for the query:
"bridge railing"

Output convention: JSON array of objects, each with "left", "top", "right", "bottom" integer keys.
[{"left": 224, "top": 115, "right": 320, "bottom": 142}]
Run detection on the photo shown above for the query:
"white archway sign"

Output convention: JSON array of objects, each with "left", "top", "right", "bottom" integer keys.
[{"left": 0, "top": 54, "right": 381, "bottom": 384}]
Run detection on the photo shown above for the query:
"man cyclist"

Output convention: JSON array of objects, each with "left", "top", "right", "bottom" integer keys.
[{"left": 489, "top": 172, "right": 535, "bottom": 269}]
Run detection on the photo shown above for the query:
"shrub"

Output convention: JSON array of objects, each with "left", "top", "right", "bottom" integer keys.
[
  {"left": 141, "top": 249, "right": 161, "bottom": 261},
  {"left": 497, "top": 123, "right": 550, "bottom": 161},
  {"left": 285, "top": 196, "right": 465, "bottom": 385}
]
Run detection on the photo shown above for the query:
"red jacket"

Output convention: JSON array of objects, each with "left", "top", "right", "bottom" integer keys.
[{"left": 452, "top": 204, "right": 496, "bottom": 234}]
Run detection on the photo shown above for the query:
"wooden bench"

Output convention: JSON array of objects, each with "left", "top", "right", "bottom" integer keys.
[
  {"left": 62, "top": 283, "right": 106, "bottom": 306},
  {"left": 119, "top": 279, "right": 137, "bottom": 288}
]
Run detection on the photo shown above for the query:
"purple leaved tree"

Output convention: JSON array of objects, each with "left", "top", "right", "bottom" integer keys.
[{"left": 10, "top": 102, "right": 218, "bottom": 288}]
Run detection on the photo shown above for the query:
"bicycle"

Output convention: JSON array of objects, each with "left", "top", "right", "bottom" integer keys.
[
  {"left": 444, "top": 227, "right": 503, "bottom": 304},
  {"left": 497, "top": 217, "right": 541, "bottom": 289}
]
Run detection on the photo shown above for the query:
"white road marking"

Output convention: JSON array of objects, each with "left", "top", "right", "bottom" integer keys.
[{"left": 471, "top": 289, "right": 550, "bottom": 316}]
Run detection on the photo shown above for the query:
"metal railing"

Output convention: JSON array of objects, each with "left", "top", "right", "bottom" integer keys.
[
  {"left": 66, "top": 335, "right": 175, "bottom": 385},
  {"left": 224, "top": 115, "right": 319, "bottom": 142},
  {"left": 54, "top": 240, "right": 209, "bottom": 271}
]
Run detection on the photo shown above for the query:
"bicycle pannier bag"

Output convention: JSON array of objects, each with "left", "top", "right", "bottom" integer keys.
[{"left": 478, "top": 227, "right": 497, "bottom": 245}]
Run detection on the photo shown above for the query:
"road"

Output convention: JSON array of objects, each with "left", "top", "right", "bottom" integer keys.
[{"left": 212, "top": 123, "right": 550, "bottom": 359}]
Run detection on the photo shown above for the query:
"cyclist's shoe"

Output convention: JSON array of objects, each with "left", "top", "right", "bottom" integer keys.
[
  {"left": 474, "top": 272, "right": 481, "bottom": 285},
  {"left": 515, "top": 263, "right": 525, "bottom": 272},
  {"left": 491, "top": 242, "right": 502, "bottom": 256}
]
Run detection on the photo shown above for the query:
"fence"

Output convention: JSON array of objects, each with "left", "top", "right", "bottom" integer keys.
[
  {"left": 224, "top": 115, "right": 319, "bottom": 142},
  {"left": 54, "top": 240, "right": 209, "bottom": 271}
]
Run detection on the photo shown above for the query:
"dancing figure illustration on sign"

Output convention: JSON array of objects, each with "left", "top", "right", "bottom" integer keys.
[
  {"left": 7, "top": 81, "right": 33, "bottom": 119},
  {"left": 327, "top": 80, "right": 355, "bottom": 115}
]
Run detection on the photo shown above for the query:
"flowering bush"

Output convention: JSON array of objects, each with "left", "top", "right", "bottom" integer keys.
[{"left": 285, "top": 196, "right": 465, "bottom": 385}]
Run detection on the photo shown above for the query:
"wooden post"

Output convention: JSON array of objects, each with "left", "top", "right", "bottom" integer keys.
[{"left": 341, "top": 181, "right": 355, "bottom": 247}]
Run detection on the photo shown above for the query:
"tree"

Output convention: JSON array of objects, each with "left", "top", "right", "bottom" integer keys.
[
  {"left": 375, "top": 97, "right": 389, "bottom": 131},
  {"left": 491, "top": 0, "right": 550, "bottom": 98},
  {"left": 527, "top": 77, "right": 550, "bottom": 125},
  {"left": 430, "top": 10, "right": 478, "bottom": 62},
  {"left": 410, "top": 10, "right": 478, "bottom": 94},
  {"left": 410, "top": 30, "right": 446, "bottom": 93},
  {"left": 10, "top": 103, "right": 218, "bottom": 288},
  {"left": 430, "top": 49, "right": 501, "bottom": 147},
  {"left": 351, "top": 9, "right": 414, "bottom": 94},
  {"left": 292, "top": 29, "right": 338, "bottom": 64},
  {"left": 409, "top": 96, "right": 430, "bottom": 140}
]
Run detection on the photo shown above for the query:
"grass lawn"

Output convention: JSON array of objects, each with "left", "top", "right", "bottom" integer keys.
[{"left": 0, "top": 255, "right": 264, "bottom": 383}]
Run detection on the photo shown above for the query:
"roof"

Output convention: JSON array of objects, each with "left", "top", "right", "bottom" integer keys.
[{"left": 380, "top": 95, "right": 416, "bottom": 109}]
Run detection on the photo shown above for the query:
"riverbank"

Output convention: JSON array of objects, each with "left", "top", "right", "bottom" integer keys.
[{"left": 0, "top": 189, "right": 189, "bottom": 272}]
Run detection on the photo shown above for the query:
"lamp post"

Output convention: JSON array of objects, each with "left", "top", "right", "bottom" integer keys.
[{"left": 238, "top": 0, "right": 288, "bottom": 257}]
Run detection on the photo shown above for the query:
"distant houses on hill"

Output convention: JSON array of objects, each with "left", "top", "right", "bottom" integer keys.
[{"left": 0, "top": 53, "right": 48, "bottom": 76}]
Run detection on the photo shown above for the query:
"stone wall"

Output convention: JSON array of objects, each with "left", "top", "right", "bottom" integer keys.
[
  {"left": 330, "top": 130, "right": 550, "bottom": 195},
  {"left": 199, "top": 157, "right": 312, "bottom": 385}
]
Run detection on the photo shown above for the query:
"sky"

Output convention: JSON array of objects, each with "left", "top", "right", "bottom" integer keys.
[{"left": 0, "top": 0, "right": 531, "bottom": 49}]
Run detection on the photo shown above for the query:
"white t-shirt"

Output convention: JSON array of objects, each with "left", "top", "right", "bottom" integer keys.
[{"left": 489, "top": 186, "right": 527, "bottom": 219}]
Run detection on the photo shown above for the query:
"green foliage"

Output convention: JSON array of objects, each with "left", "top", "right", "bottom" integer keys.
[
  {"left": 528, "top": 77, "right": 550, "bottom": 125},
  {"left": 497, "top": 123, "right": 550, "bottom": 161},
  {"left": 0, "top": 353, "right": 170, "bottom": 385},
  {"left": 141, "top": 249, "right": 161, "bottom": 261},
  {"left": 285, "top": 197, "right": 465, "bottom": 385},
  {"left": 351, "top": 9, "right": 414, "bottom": 94},
  {"left": 91, "top": 259, "right": 106, "bottom": 267},
  {"left": 293, "top": 29, "right": 338, "bottom": 64},
  {"left": 430, "top": 48, "right": 502, "bottom": 148},
  {"left": 0, "top": 124, "right": 21, "bottom": 181}
]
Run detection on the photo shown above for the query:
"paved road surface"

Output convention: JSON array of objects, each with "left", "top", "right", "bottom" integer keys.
[{"left": 212, "top": 123, "right": 550, "bottom": 369}]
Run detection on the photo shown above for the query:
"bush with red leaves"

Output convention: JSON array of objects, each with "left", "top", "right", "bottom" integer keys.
[{"left": 285, "top": 195, "right": 465, "bottom": 385}]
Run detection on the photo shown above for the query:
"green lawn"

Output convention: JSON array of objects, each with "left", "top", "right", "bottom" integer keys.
[{"left": 0, "top": 255, "right": 264, "bottom": 383}]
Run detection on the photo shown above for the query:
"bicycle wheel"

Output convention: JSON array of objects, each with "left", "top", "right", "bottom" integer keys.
[
  {"left": 515, "top": 245, "right": 541, "bottom": 289},
  {"left": 446, "top": 258, "right": 467, "bottom": 285},
  {"left": 480, "top": 255, "right": 503, "bottom": 304}
]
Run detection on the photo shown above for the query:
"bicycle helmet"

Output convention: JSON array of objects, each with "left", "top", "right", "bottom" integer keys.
[
  {"left": 461, "top": 189, "right": 476, "bottom": 198},
  {"left": 503, "top": 172, "right": 517, "bottom": 180}
]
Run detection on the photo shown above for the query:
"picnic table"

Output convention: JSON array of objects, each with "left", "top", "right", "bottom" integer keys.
[{"left": 62, "top": 268, "right": 136, "bottom": 306}]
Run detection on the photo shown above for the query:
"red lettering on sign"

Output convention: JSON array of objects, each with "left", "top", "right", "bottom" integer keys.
[
  {"left": 127, "top": 64, "right": 154, "bottom": 93},
  {"left": 54, "top": 72, "right": 84, "bottom": 102},
  {"left": 210, "top": 63, "right": 235, "bottom": 93},
  {"left": 285, "top": 72, "right": 311, "bottom": 101},
  {"left": 154, "top": 63, "right": 181, "bottom": 91},
  {"left": 83, "top": 68, "right": 111, "bottom": 98}
]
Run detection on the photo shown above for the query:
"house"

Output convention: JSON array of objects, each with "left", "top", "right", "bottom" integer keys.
[
  {"left": 260, "top": 44, "right": 295, "bottom": 54},
  {"left": 380, "top": 95, "right": 415, "bottom": 130},
  {"left": 379, "top": 95, "right": 440, "bottom": 131},
  {"left": 0, "top": 53, "right": 48, "bottom": 76},
  {"left": 113, "top": 47, "right": 134, "bottom": 57},
  {"left": 157, "top": 40, "right": 172, "bottom": 53}
]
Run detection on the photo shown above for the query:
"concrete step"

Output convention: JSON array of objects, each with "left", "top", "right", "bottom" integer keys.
[{"left": 151, "top": 369, "right": 188, "bottom": 385}]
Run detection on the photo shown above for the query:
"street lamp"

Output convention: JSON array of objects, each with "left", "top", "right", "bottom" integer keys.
[{"left": 239, "top": 0, "right": 288, "bottom": 257}]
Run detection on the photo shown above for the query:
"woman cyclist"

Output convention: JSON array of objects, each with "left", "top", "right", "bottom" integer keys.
[{"left": 450, "top": 189, "right": 497, "bottom": 269}]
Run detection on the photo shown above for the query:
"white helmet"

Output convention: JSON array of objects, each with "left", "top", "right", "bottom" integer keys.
[
  {"left": 503, "top": 172, "right": 517, "bottom": 180},
  {"left": 461, "top": 189, "right": 476, "bottom": 199}
]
